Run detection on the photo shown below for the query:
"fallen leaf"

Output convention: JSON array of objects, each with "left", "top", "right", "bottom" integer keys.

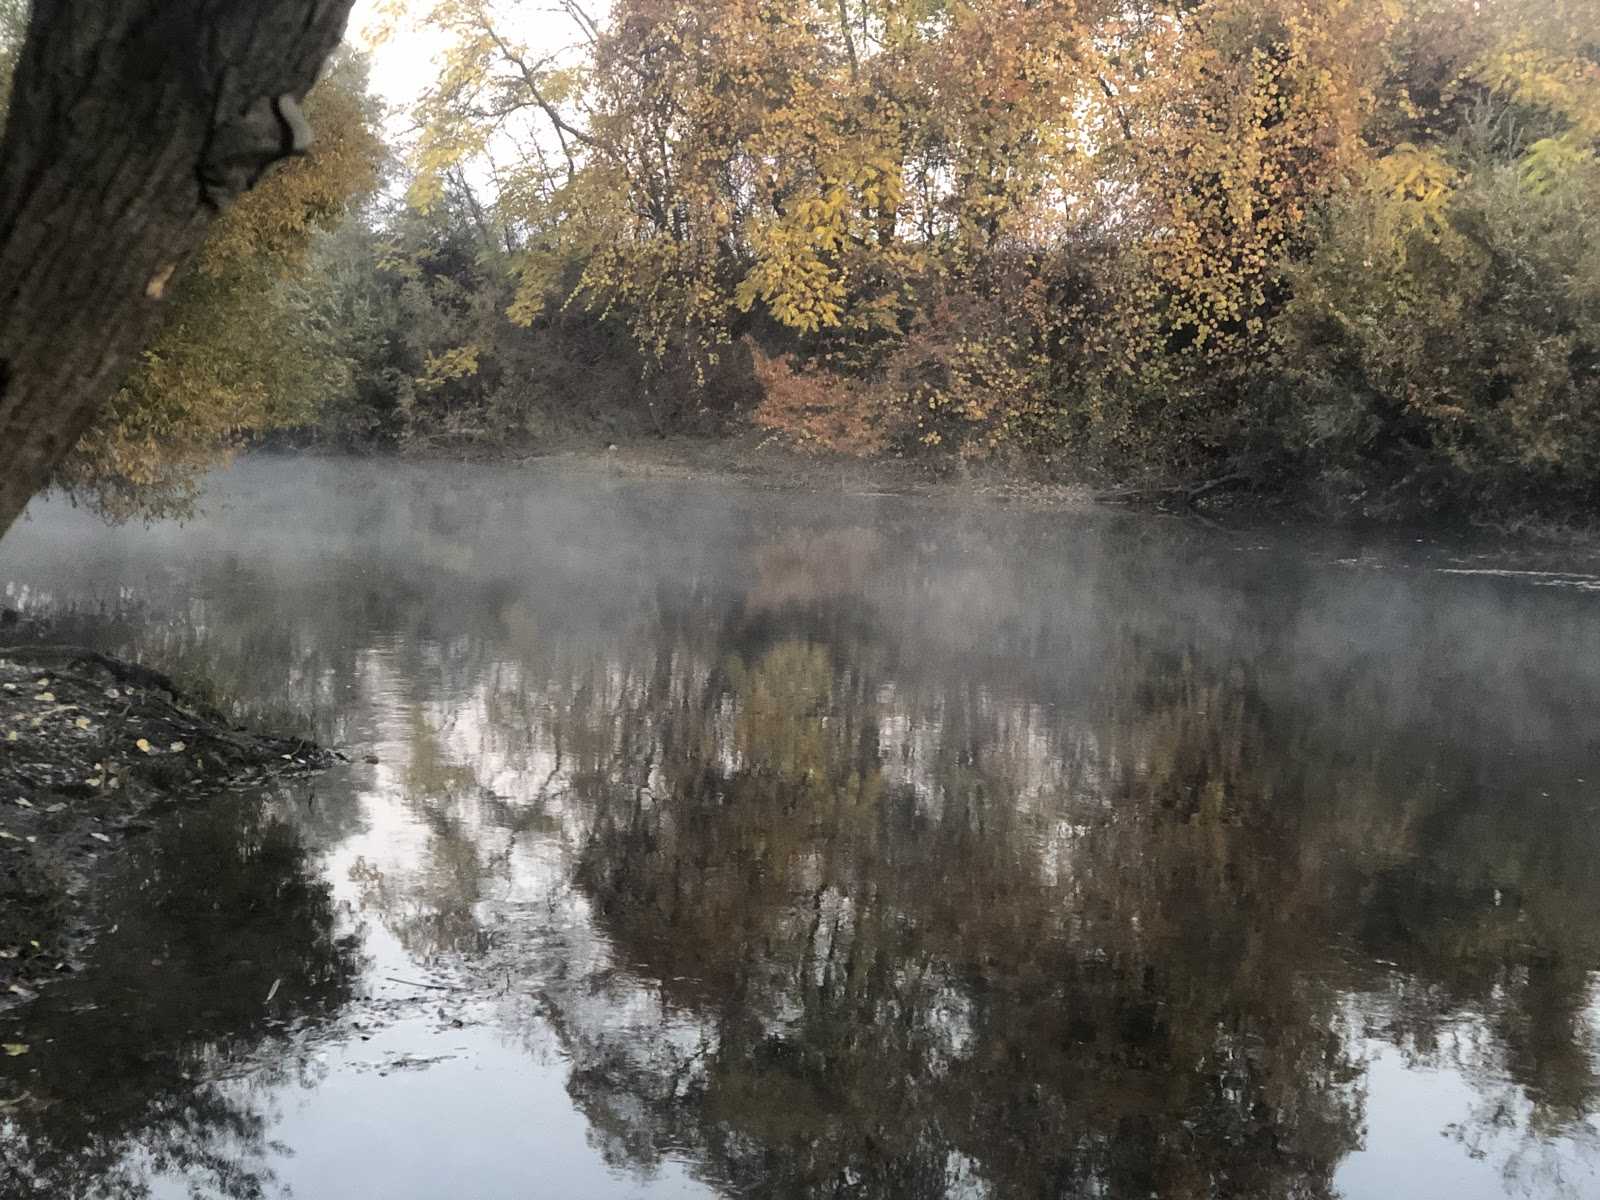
[
  {"left": 4, "top": 732, "right": 16, "bottom": 742},
  {"left": 1, "top": 1044, "right": 28, "bottom": 1057},
  {"left": 75, "top": 718, "right": 91, "bottom": 730},
  {"left": 34, "top": 692, "right": 54, "bottom": 703},
  {"left": 88, "top": 832, "right": 111, "bottom": 843},
  {"left": 86, "top": 777, "right": 103, "bottom": 788},
  {"left": 13, "top": 799, "right": 31, "bottom": 808},
  {"left": 169, "top": 741, "right": 186, "bottom": 753},
  {"left": 135, "top": 738, "right": 152, "bottom": 753}
]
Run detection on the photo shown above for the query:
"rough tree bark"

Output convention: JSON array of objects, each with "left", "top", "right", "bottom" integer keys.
[{"left": 0, "top": 0, "right": 358, "bottom": 538}]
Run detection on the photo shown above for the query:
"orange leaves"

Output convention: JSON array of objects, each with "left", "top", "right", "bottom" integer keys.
[{"left": 750, "top": 343, "right": 887, "bottom": 455}]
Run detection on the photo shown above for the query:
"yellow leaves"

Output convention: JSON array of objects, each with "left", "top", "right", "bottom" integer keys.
[
  {"left": 1369, "top": 144, "right": 1458, "bottom": 240},
  {"left": 1375, "top": 144, "right": 1455, "bottom": 203},
  {"left": 199, "top": 67, "right": 384, "bottom": 276},
  {"left": 1520, "top": 135, "right": 1592, "bottom": 196},
  {"left": 56, "top": 59, "right": 383, "bottom": 520},
  {"left": 1107, "top": 0, "right": 1381, "bottom": 367},
  {"left": 418, "top": 343, "right": 483, "bottom": 390},
  {"left": 735, "top": 187, "right": 854, "bottom": 333},
  {"left": 374, "top": 0, "right": 1600, "bottom": 483},
  {"left": 354, "top": 0, "right": 409, "bottom": 47},
  {"left": 1474, "top": 37, "right": 1600, "bottom": 138}
]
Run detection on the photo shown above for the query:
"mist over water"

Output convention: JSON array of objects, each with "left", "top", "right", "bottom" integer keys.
[{"left": 2, "top": 456, "right": 1598, "bottom": 1200}]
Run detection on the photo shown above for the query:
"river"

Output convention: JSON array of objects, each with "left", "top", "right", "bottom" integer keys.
[{"left": 2, "top": 455, "right": 1598, "bottom": 1199}]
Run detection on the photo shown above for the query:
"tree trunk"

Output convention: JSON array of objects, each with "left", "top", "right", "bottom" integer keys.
[{"left": 0, "top": 0, "right": 356, "bottom": 539}]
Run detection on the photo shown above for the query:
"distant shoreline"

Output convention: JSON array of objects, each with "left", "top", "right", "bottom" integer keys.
[{"left": 260, "top": 434, "right": 1600, "bottom": 547}]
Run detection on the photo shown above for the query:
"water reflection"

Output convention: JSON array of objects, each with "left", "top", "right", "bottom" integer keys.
[
  {"left": 0, "top": 794, "right": 361, "bottom": 1199},
  {"left": 2, "top": 457, "right": 1599, "bottom": 1198}
]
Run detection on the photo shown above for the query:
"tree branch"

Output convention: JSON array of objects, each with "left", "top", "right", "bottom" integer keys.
[
  {"left": 479, "top": 21, "right": 598, "bottom": 186},
  {"left": 1097, "top": 75, "right": 1134, "bottom": 142}
]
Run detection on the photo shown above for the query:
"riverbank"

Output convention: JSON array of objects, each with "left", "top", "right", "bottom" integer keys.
[
  {"left": 310, "top": 430, "right": 1600, "bottom": 544},
  {"left": 314, "top": 431, "right": 1123, "bottom": 513},
  {"left": 0, "top": 618, "right": 337, "bottom": 1010}
]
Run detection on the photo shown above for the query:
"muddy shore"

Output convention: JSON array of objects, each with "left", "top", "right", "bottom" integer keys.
[
  {"left": 354, "top": 431, "right": 1109, "bottom": 511},
  {"left": 0, "top": 612, "right": 336, "bottom": 1009},
  {"left": 340, "top": 432, "right": 1600, "bottom": 540}
]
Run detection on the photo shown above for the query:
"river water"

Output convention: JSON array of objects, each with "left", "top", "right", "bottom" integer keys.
[{"left": 2, "top": 456, "right": 1599, "bottom": 1200}]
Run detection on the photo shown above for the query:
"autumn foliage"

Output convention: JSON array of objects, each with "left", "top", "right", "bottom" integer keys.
[
  {"left": 0, "top": 30, "right": 384, "bottom": 519},
  {"left": 6, "top": 0, "right": 1595, "bottom": 522},
  {"left": 751, "top": 346, "right": 886, "bottom": 456},
  {"left": 373, "top": 0, "right": 1598, "bottom": 518}
]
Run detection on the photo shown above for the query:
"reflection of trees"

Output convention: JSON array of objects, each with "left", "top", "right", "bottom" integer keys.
[
  {"left": 0, "top": 801, "right": 362, "bottom": 1200},
  {"left": 529, "top": 540, "right": 1600, "bottom": 1197},
  {"left": 556, "top": 640, "right": 1365, "bottom": 1199}
]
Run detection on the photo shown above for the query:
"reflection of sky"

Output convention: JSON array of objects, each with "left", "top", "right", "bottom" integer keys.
[
  {"left": 1339, "top": 1041, "right": 1600, "bottom": 1200},
  {"left": 349, "top": 633, "right": 1600, "bottom": 1198},
  {"left": 164, "top": 1021, "right": 715, "bottom": 1200}
]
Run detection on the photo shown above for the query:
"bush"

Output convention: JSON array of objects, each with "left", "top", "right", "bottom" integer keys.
[{"left": 1271, "top": 118, "right": 1600, "bottom": 520}]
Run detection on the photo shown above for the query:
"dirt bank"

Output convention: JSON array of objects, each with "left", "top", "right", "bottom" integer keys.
[
  {"left": 346, "top": 431, "right": 1598, "bottom": 540},
  {"left": 0, "top": 616, "right": 336, "bottom": 1009},
  {"left": 367, "top": 431, "right": 1108, "bottom": 512}
]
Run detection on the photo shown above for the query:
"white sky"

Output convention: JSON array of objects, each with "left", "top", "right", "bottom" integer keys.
[
  {"left": 343, "top": 0, "right": 598, "bottom": 199},
  {"left": 346, "top": 0, "right": 588, "bottom": 112}
]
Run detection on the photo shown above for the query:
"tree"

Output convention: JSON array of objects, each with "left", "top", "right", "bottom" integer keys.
[
  {"left": 0, "top": 0, "right": 358, "bottom": 538},
  {"left": 43, "top": 57, "right": 386, "bottom": 520},
  {"left": 1267, "top": 0, "right": 1600, "bottom": 517}
]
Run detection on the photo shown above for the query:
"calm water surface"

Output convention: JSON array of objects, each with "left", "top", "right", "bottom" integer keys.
[{"left": 2, "top": 456, "right": 1599, "bottom": 1199}]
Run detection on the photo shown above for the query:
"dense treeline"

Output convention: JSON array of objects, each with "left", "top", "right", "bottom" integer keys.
[{"left": 5, "top": 0, "right": 1598, "bottom": 523}]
